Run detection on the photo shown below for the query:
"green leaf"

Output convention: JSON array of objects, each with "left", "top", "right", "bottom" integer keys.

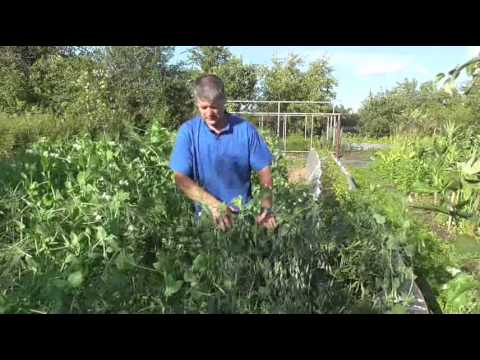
[
  {"left": 96, "top": 226, "right": 107, "bottom": 242},
  {"left": 388, "top": 304, "right": 408, "bottom": 314},
  {"left": 463, "top": 185, "right": 473, "bottom": 201},
  {"left": 183, "top": 270, "right": 197, "bottom": 284},
  {"left": 165, "top": 275, "right": 183, "bottom": 297},
  {"left": 464, "top": 82, "right": 475, "bottom": 95},
  {"left": 115, "top": 253, "right": 134, "bottom": 271},
  {"left": 411, "top": 182, "right": 437, "bottom": 194},
  {"left": 153, "top": 253, "right": 171, "bottom": 272},
  {"left": 435, "top": 73, "right": 445, "bottom": 83},
  {"left": 192, "top": 254, "right": 208, "bottom": 273},
  {"left": 462, "top": 158, "right": 480, "bottom": 176},
  {"left": 52, "top": 279, "right": 68, "bottom": 288},
  {"left": 373, "top": 213, "right": 386, "bottom": 225},
  {"left": 68, "top": 271, "right": 84, "bottom": 288},
  {"left": 444, "top": 79, "right": 456, "bottom": 95},
  {"left": 0, "top": 295, "right": 8, "bottom": 314},
  {"left": 466, "top": 63, "right": 476, "bottom": 77},
  {"left": 443, "top": 273, "right": 480, "bottom": 306}
]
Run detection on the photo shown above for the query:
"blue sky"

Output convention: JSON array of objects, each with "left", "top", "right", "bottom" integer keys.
[{"left": 173, "top": 46, "right": 480, "bottom": 111}]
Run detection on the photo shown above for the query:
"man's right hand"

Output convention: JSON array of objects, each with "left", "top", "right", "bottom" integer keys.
[
  {"left": 173, "top": 172, "right": 234, "bottom": 231},
  {"left": 209, "top": 204, "right": 234, "bottom": 231}
]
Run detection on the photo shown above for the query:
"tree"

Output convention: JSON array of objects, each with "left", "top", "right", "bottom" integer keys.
[
  {"left": 161, "top": 61, "right": 197, "bottom": 128},
  {"left": 0, "top": 46, "right": 100, "bottom": 114},
  {"left": 333, "top": 104, "right": 359, "bottom": 128},
  {"left": 0, "top": 52, "right": 30, "bottom": 113},
  {"left": 260, "top": 53, "right": 337, "bottom": 113},
  {"left": 358, "top": 91, "right": 398, "bottom": 137},
  {"left": 186, "top": 47, "right": 259, "bottom": 112},
  {"left": 260, "top": 54, "right": 306, "bottom": 105},
  {"left": 212, "top": 56, "right": 258, "bottom": 101},
  {"left": 27, "top": 54, "right": 116, "bottom": 133},
  {"left": 103, "top": 46, "right": 175, "bottom": 130},
  {"left": 188, "top": 46, "right": 232, "bottom": 73},
  {"left": 357, "top": 75, "right": 479, "bottom": 138},
  {"left": 303, "top": 57, "right": 337, "bottom": 102}
]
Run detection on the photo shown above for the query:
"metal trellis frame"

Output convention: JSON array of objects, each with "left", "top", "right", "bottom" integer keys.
[{"left": 226, "top": 100, "right": 341, "bottom": 153}]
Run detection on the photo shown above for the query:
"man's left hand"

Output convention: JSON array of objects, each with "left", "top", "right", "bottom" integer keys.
[{"left": 256, "top": 209, "right": 278, "bottom": 230}]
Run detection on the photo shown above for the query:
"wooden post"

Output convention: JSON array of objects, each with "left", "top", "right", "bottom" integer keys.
[
  {"left": 335, "top": 116, "right": 342, "bottom": 158},
  {"left": 339, "top": 126, "right": 343, "bottom": 157}
]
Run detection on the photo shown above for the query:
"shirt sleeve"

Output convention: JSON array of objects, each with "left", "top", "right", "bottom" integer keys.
[
  {"left": 169, "top": 125, "right": 193, "bottom": 177},
  {"left": 248, "top": 124, "right": 273, "bottom": 172}
]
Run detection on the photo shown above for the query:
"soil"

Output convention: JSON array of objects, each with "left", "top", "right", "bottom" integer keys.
[{"left": 288, "top": 167, "right": 306, "bottom": 184}]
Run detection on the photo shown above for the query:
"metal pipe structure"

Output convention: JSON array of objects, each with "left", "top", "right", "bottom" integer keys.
[
  {"left": 227, "top": 100, "right": 331, "bottom": 105},
  {"left": 332, "top": 115, "right": 337, "bottom": 148},
  {"left": 326, "top": 116, "right": 330, "bottom": 142},
  {"left": 310, "top": 115, "right": 314, "bottom": 150},
  {"left": 277, "top": 103, "right": 280, "bottom": 136},
  {"left": 230, "top": 111, "right": 343, "bottom": 117},
  {"left": 226, "top": 100, "right": 341, "bottom": 153},
  {"left": 304, "top": 116, "right": 307, "bottom": 140}
]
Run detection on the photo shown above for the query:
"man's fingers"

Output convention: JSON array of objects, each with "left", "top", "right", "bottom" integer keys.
[
  {"left": 261, "top": 216, "right": 278, "bottom": 230},
  {"left": 270, "top": 217, "right": 278, "bottom": 229},
  {"left": 224, "top": 215, "right": 233, "bottom": 230},
  {"left": 266, "top": 219, "right": 275, "bottom": 230},
  {"left": 214, "top": 214, "right": 233, "bottom": 231},
  {"left": 218, "top": 219, "right": 225, "bottom": 231},
  {"left": 272, "top": 221, "right": 278, "bottom": 230},
  {"left": 214, "top": 216, "right": 225, "bottom": 231}
]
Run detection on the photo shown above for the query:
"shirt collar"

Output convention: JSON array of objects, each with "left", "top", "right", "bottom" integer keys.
[{"left": 202, "top": 115, "right": 231, "bottom": 135}]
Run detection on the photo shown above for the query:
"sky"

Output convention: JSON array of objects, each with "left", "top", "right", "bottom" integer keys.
[{"left": 172, "top": 46, "right": 480, "bottom": 112}]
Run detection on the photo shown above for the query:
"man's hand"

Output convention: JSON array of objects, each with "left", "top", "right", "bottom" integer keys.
[
  {"left": 256, "top": 209, "right": 278, "bottom": 230},
  {"left": 209, "top": 204, "right": 234, "bottom": 231},
  {"left": 256, "top": 167, "right": 276, "bottom": 230},
  {"left": 174, "top": 172, "right": 234, "bottom": 231}
]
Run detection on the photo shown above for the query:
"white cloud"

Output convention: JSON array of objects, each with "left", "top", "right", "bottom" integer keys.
[
  {"left": 297, "top": 50, "right": 414, "bottom": 77},
  {"left": 261, "top": 47, "right": 434, "bottom": 79},
  {"left": 357, "top": 61, "right": 408, "bottom": 76},
  {"left": 334, "top": 52, "right": 413, "bottom": 77}
]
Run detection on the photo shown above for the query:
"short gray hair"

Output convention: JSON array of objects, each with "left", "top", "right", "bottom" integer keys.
[{"left": 194, "top": 74, "right": 225, "bottom": 102}]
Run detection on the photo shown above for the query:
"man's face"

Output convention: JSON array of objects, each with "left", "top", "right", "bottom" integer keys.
[{"left": 196, "top": 98, "right": 225, "bottom": 128}]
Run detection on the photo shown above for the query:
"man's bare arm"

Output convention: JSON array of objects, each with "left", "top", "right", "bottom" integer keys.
[
  {"left": 256, "top": 166, "right": 277, "bottom": 230},
  {"left": 174, "top": 172, "right": 233, "bottom": 230},
  {"left": 258, "top": 166, "right": 273, "bottom": 209},
  {"left": 174, "top": 172, "right": 221, "bottom": 209}
]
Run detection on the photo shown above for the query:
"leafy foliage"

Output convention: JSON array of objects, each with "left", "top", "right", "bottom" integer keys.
[{"left": 0, "top": 124, "right": 414, "bottom": 313}]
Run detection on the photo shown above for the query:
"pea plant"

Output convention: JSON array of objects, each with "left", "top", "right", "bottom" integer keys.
[{"left": 0, "top": 123, "right": 415, "bottom": 313}]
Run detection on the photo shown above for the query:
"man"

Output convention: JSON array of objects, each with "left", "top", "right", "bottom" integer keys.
[{"left": 169, "top": 74, "right": 277, "bottom": 231}]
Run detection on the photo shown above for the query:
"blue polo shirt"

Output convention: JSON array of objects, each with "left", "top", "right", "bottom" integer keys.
[{"left": 169, "top": 115, "right": 273, "bottom": 213}]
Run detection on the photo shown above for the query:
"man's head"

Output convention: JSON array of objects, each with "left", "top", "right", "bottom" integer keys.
[{"left": 194, "top": 74, "right": 226, "bottom": 129}]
